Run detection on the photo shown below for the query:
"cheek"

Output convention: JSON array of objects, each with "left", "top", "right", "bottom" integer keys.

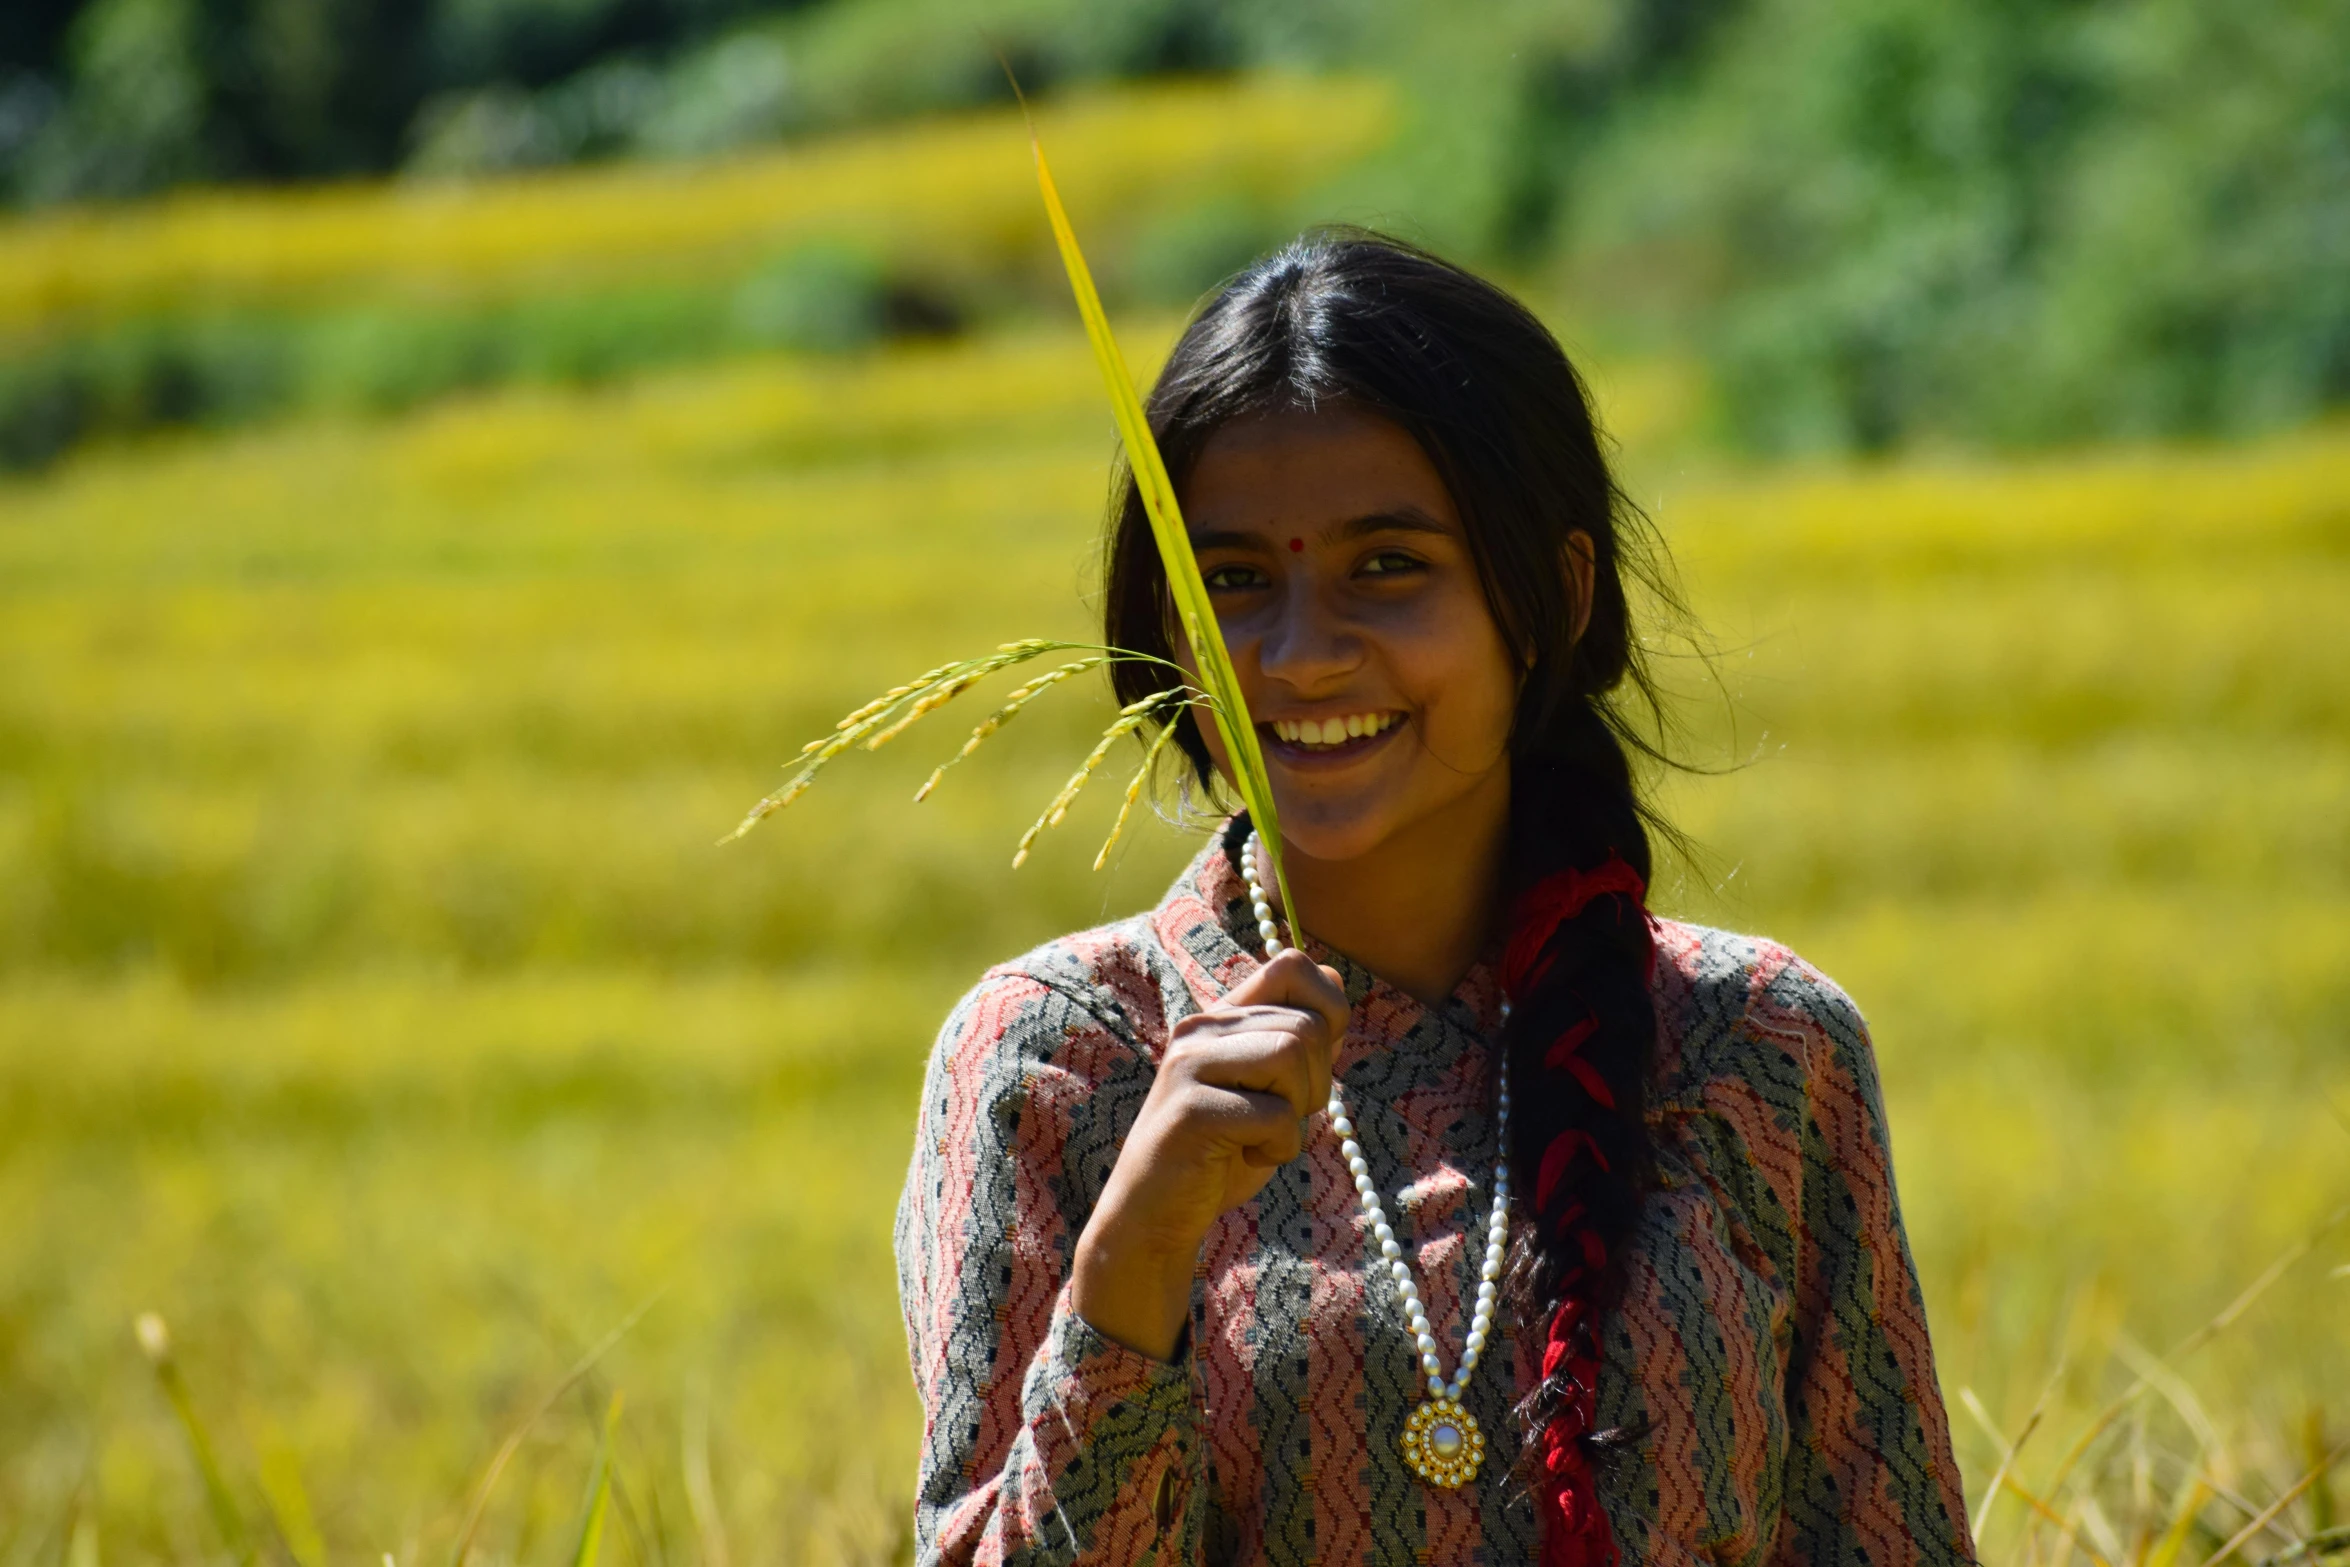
[{"left": 1396, "top": 592, "right": 1520, "bottom": 749}]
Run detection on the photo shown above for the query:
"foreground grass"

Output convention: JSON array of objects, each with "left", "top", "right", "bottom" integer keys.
[{"left": 1, "top": 324, "right": 2344, "bottom": 1563}]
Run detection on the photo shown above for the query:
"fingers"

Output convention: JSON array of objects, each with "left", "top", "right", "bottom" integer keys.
[
  {"left": 1223, "top": 948, "right": 1350, "bottom": 1044},
  {"left": 1166, "top": 1016, "right": 1324, "bottom": 1122},
  {"left": 1182, "top": 1083, "right": 1304, "bottom": 1169},
  {"left": 1149, "top": 947, "right": 1351, "bottom": 1182}
]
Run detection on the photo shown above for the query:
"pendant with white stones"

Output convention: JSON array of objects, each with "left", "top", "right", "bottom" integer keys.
[
  {"left": 1241, "top": 829, "right": 1511, "bottom": 1495},
  {"left": 1401, "top": 1398, "right": 1486, "bottom": 1488}
]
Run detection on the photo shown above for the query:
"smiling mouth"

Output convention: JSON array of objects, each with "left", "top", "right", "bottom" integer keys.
[{"left": 1262, "top": 710, "right": 1405, "bottom": 757}]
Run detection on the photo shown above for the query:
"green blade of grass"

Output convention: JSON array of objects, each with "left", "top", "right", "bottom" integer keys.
[
  {"left": 1021, "top": 96, "right": 1300, "bottom": 933},
  {"left": 135, "top": 1313, "right": 253, "bottom": 1567},
  {"left": 2146, "top": 1478, "right": 2210, "bottom": 1567},
  {"left": 256, "top": 1436, "right": 326, "bottom": 1567},
  {"left": 569, "top": 1393, "right": 625, "bottom": 1567},
  {"left": 449, "top": 1291, "right": 660, "bottom": 1567}
]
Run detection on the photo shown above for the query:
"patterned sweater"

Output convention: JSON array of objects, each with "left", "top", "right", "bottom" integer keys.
[{"left": 896, "top": 823, "right": 1974, "bottom": 1567}]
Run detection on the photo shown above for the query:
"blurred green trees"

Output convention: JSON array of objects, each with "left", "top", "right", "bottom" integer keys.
[{"left": 2, "top": 0, "right": 2345, "bottom": 450}]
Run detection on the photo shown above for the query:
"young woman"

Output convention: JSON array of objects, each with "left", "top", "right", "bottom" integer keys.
[{"left": 896, "top": 233, "right": 1973, "bottom": 1567}]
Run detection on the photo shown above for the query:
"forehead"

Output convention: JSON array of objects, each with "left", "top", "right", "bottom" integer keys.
[{"left": 1182, "top": 404, "right": 1460, "bottom": 537}]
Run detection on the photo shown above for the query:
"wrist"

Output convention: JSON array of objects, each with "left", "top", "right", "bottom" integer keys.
[{"left": 1071, "top": 1211, "right": 1201, "bottom": 1362}]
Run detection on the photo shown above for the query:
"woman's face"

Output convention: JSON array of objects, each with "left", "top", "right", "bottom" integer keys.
[{"left": 1179, "top": 403, "right": 1559, "bottom": 866}]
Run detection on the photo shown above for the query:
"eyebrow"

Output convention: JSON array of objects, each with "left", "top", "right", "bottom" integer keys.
[{"left": 1188, "top": 506, "right": 1455, "bottom": 552}]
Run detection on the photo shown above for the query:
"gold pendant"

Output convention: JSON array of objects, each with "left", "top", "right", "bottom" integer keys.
[{"left": 1399, "top": 1397, "right": 1485, "bottom": 1488}]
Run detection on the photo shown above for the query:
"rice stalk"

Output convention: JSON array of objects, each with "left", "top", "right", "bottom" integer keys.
[
  {"left": 862, "top": 668, "right": 995, "bottom": 751},
  {"left": 1021, "top": 95, "right": 1300, "bottom": 929},
  {"left": 728, "top": 99, "right": 1307, "bottom": 874},
  {"left": 915, "top": 657, "right": 1105, "bottom": 800},
  {"left": 1094, "top": 706, "right": 1187, "bottom": 870},
  {"left": 828, "top": 658, "right": 971, "bottom": 737},
  {"left": 1012, "top": 689, "right": 1190, "bottom": 868},
  {"left": 723, "top": 640, "right": 1066, "bottom": 842}
]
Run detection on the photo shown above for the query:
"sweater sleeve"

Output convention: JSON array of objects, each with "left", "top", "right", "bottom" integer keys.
[
  {"left": 895, "top": 966, "right": 1208, "bottom": 1567},
  {"left": 1763, "top": 962, "right": 1977, "bottom": 1567}
]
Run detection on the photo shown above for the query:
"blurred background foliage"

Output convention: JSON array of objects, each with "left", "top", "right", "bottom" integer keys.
[
  {"left": 2, "top": 3, "right": 2348, "bottom": 1565},
  {"left": 2, "top": 0, "right": 2347, "bottom": 461}
]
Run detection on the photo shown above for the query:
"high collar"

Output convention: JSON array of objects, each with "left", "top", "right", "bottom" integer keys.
[{"left": 1149, "top": 815, "right": 1507, "bottom": 1076}]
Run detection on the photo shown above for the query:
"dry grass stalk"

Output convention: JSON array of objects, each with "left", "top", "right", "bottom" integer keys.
[
  {"left": 2031, "top": 1204, "right": 2350, "bottom": 1535},
  {"left": 1960, "top": 1212, "right": 2350, "bottom": 1567},
  {"left": 1967, "top": 1361, "right": 2065, "bottom": 1544},
  {"left": 2204, "top": 1439, "right": 2350, "bottom": 1567}
]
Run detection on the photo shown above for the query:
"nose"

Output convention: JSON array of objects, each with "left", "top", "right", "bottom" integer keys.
[{"left": 1252, "top": 576, "right": 1364, "bottom": 694}]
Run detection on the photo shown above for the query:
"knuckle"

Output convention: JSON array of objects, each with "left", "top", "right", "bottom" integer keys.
[
  {"left": 1164, "top": 1027, "right": 1222, "bottom": 1070},
  {"left": 1168, "top": 1013, "right": 1215, "bottom": 1047}
]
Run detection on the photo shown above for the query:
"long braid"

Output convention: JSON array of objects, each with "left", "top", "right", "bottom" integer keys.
[{"left": 1499, "top": 710, "right": 1658, "bottom": 1567}]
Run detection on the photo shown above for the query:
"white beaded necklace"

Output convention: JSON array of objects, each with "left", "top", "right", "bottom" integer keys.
[{"left": 1241, "top": 830, "right": 1510, "bottom": 1490}]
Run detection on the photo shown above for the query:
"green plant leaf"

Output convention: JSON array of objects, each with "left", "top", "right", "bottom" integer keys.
[
  {"left": 569, "top": 1392, "right": 624, "bottom": 1567},
  {"left": 1024, "top": 110, "right": 1300, "bottom": 931}
]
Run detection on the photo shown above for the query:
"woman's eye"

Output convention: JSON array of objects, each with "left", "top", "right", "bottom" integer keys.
[
  {"left": 1203, "top": 563, "right": 1268, "bottom": 590},
  {"left": 1359, "top": 550, "right": 1425, "bottom": 577}
]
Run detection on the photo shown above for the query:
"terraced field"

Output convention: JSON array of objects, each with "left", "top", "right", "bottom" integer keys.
[{"left": 2, "top": 89, "right": 2345, "bottom": 1567}]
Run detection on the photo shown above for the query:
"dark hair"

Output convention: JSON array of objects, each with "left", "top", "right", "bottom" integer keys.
[{"left": 1101, "top": 229, "right": 1675, "bottom": 1554}]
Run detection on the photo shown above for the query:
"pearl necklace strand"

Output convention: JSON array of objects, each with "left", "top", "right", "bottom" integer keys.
[{"left": 1241, "top": 830, "right": 1509, "bottom": 1488}]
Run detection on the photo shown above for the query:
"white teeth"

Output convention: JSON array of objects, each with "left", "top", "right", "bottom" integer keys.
[{"left": 1275, "top": 713, "right": 1396, "bottom": 747}]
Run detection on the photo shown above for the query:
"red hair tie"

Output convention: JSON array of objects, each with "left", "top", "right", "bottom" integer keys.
[
  {"left": 1501, "top": 859, "right": 1650, "bottom": 999},
  {"left": 1535, "top": 1129, "right": 1611, "bottom": 1209},
  {"left": 1542, "top": 1017, "right": 1619, "bottom": 1109}
]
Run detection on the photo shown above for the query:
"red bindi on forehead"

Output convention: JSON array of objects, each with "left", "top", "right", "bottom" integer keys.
[{"left": 1288, "top": 537, "right": 1304, "bottom": 552}]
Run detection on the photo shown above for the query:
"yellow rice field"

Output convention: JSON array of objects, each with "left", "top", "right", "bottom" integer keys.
[
  {"left": 2, "top": 123, "right": 2346, "bottom": 1567},
  {"left": 0, "top": 77, "right": 1390, "bottom": 331}
]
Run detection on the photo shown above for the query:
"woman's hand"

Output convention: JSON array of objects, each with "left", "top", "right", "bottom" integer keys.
[{"left": 1071, "top": 948, "right": 1350, "bottom": 1360}]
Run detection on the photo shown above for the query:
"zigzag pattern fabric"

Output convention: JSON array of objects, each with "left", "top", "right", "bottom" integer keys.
[{"left": 895, "top": 821, "right": 1975, "bottom": 1566}]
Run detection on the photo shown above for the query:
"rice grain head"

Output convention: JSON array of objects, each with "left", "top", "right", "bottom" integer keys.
[
  {"left": 1095, "top": 708, "right": 1189, "bottom": 870},
  {"left": 724, "top": 641, "right": 1071, "bottom": 842},
  {"left": 1013, "top": 688, "right": 1186, "bottom": 867},
  {"left": 915, "top": 657, "right": 1105, "bottom": 801}
]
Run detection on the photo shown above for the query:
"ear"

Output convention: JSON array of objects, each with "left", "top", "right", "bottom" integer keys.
[{"left": 1563, "top": 530, "right": 1597, "bottom": 648}]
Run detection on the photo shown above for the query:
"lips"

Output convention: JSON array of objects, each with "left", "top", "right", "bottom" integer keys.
[{"left": 1264, "top": 710, "right": 1403, "bottom": 753}]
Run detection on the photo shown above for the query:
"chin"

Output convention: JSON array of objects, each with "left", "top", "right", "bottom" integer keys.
[{"left": 1265, "top": 795, "right": 1416, "bottom": 866}]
